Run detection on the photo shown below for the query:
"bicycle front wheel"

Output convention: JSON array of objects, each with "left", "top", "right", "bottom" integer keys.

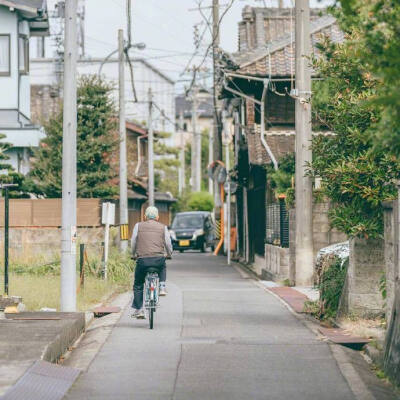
[{"left": 149, "top": 301, "right": 154, "bottom": 329}]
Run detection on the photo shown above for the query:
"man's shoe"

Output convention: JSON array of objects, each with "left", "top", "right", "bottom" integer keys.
[
  {"left": 159, "top": 286, "right": 167, "bottom": 296},
  {"left": 131, "top": 308, "right": 145, "bottom": 319}
]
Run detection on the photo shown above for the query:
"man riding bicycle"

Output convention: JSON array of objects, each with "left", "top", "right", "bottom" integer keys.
[{"left": 130, "top": 206, "right": 173, "bottom": 319}]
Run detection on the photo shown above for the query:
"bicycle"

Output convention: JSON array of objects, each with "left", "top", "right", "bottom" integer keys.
[{"left": 143, "top": 268, "right": 160, "bottom": 329}]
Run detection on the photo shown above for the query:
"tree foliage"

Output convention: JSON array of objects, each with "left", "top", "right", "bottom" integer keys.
[
  {"left": 309, "top": 11, "right": 400, "bottom": 238},
  {"left": 0, "top": 134, "right": 28, "bottom": 197},
  {"left": 187, "top": 191, "right": 214, "bottom": 212},
  {"left": 339, "top": 0, "right": 400, "bottom": 154},
  {"left": 266, "top": 153, "right": 295, "bottom": 198},
  {"left": 28, "top": 76, "right": 118, "bottom": 198}
]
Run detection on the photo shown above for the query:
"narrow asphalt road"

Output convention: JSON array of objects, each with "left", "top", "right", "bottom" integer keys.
[{"left": 65, "top": 252, "right": 356, "bottom": 400}]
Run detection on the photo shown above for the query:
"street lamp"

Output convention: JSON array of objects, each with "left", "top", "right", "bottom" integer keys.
[
  {"left": 98, "top": 42, "right": 146, "bottom": 75},
  {"left": 0, "top": 183, "right": 18, "bottom": 296}
]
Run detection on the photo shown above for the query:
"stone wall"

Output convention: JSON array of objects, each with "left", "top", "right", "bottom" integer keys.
[
  {"left": 289, "top": 201, "right": 347, "bottom": 284},
  {"left": 345, "top": 237, "right": 385, "bottom": 317},
  {"left": 31, "top": 85, "right": 61, "bottom": 124},
  {"left": 262, "top": 244, "right": 289, "bottom": 282},
  {"left": 382, "top": 199, "right": 400, "bottom": 386},
  {"left": 383, "top": 200, "right": 398, "bottom": 323}
]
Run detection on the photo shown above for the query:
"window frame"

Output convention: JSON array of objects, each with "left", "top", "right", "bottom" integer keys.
[
  {"left": 18, "top": 34, "right": 29, "bottom": 75},
  {"left": 0, "top": 34, "right": 11, "bottom": 77}
]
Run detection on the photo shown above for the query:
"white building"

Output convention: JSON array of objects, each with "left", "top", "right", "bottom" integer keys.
[
  {"left": 30, "top": 57, "right": 176, "bottom": 138},
  {"left": 0, "top": 0, "right": 49, "bottom": 174}
]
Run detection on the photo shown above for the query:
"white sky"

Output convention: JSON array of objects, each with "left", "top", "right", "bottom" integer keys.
[{"left": 83, "top": 0, "right": 330, "bottom": 91}]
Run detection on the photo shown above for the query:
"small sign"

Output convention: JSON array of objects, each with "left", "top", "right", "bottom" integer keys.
[
  {"left": 120, "top": 224, "right": 129, "bottom": 240},
  {"left": 102, "top": 202, "right": 115, "bottom": 225},
  {"left": 224, "top": 181, "right": 238, "bottom": 194}
]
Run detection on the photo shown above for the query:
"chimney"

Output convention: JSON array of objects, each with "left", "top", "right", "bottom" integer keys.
[{"left": 255, "top": 10, "right": 266, "bottom": 48}]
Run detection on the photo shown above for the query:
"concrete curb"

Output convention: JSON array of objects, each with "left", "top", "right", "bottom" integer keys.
[
  {"left": 63, "top": 291, "right": 131, "bottom": 371},
  {"left": 41, "top": 313, "right": 86, "bottom": 363}
]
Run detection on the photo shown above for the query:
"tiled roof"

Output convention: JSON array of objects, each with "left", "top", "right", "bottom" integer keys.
[
  {"left": 247, "top": 127, "right": 332, "bottom": 165},
  {"left": 175, "top": 92, "right": 214, "bottom": 119},
  {"left": 232, "top": 14, "right": 343, "bottom": 77},
  {"left": 247, "top": 127, "right": 295, "bottom": 166}
]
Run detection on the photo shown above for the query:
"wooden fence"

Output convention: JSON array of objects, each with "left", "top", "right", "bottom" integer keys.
[{"left": 0, "top": 199, "right": 102, "bottom": 227}]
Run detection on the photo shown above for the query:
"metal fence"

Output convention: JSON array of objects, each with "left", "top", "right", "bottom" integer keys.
[{"left": 265, "top": 200, "right": 289, "bottom": 248}]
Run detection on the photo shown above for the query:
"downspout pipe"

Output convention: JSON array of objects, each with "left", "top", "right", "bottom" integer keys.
[
  {"left": 260, "top": 79, "right": 278, "bottom": 170},
  {"left": 135, "top": 135, "right": 143, "bottom": 176}
]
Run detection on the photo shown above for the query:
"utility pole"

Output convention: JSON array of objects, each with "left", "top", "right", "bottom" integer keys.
[
  {"left": 178, "top": 110, "right": 185, "bottom": 195},
  {"left": 61, "top": 0, "right": 78, "bottom": 312},
  {"left": 148, "top": 88, "right": 155, "bottom": 206},
  {"left": 208, "top": 128, "right": 214, "bottom": 195},
  {"left": 295, "top": 0, "right": 313, "bottom": 286},
  {"left": 191, "top": 84, "right": 201, "bottom": 192},
  {"left": 118, "top": 29, "right": 128, "bottom": 252},
  {"left": 212, "top": 0, "right": 222, "bottom": 165}
]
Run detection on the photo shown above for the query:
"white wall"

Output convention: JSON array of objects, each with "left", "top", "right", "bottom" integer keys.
[
  {"left": 19, "top": 20, "right": 30, "bottom": 117},
  {"left": 30, "top": 58, "right": 176, "bottom": 139},
  {"left": 0, "top": 7, "right": 18, "bottom": 110}
]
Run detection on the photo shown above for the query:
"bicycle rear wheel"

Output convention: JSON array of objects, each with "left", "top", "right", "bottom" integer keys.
[{"left": 149, "top": 300, "right": 154, "bottom": 329}]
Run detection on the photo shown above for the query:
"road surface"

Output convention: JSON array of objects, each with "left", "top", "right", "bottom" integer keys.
[{"left": 66, "top": 252, "right": 358, "bottom": 400}]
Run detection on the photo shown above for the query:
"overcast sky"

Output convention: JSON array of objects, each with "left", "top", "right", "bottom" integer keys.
[{"left": 82, "top": 0, "right": 330, "bottom": 91}]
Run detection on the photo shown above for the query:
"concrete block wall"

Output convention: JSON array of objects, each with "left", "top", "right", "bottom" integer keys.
[
  {"left": 345, "top": 237, "right": 385, "bottom": 317},
  {"left": 263, "top": 244, "right": 289, "bottom": 281},
  {"left": 289, "top": 201, "right": 347, "bottom": 284},
  {"left": 383, "top": 200, "right": 399, "bottom": 324},
  {"left": 0, "top": 227, "right": 105, "bottom": 261}
]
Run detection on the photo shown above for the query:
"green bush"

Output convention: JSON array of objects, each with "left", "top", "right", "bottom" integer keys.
[
  {"left": 319, "top": 256, "right": 348, "bottom": 320},
  {"left": 187, "top": 192, "right": 214, "bottom": 212}
]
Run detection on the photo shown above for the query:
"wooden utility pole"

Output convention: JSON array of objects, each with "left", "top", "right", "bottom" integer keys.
[
  {"left": 178, "top": 110, "right": 185, "bottom": 195},
  {"left": 61, "top": 0, "right": 78, "bottom": 312},
  {"left": 118, "top": 29, "right": 129, "bottom": 252},
  {"left": 212, "top": 0, "right": 222, "bottom": 164},
  {"left": 148, "top": 88, "right": 155, "bottom": 206},
  {"left": 191, "top": 85, "right": 201, "bottom": 192},
  {"left": 295, "top": 0, "right": 313, "bottom": 286}
]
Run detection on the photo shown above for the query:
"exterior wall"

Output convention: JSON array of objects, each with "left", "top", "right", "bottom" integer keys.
[
  {"left": 383, "top": 200, "right": 399, "bottom": 324},
  {"left": 0, "top": 7, "right": 18, "bottom": 109},
  {"left": 0, "top": 227, "right": 104, "bottom": 259},
  {"left": 263, "top": 244, "right": 289, "bottom": 281},
  {"left": 30, "top": 58, "right": 176, "bottom": 141},
  {"left": 289, "top": 201, "right": 347, "bottom": 284},
  {"left": 345, "top": 237, "right": 385, "bottom": 317},
  {"left": 30, "top": 84, "right": 61, "bottom": 124},
  {"left": 18, "top": 20, "right": 30, "bottom": 118}
]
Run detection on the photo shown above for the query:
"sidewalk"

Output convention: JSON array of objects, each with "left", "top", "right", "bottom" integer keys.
[{"left": 0, "top": 312, "right": 85, "bottom": 398}]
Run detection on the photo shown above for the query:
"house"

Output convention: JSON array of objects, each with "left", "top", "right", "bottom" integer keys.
[
  {"left": 219, "top": 6, "right": 344, "bottom": 272},
  {"left": 121, "top": 121, "right": 176, "bottom": 232},
  {"left": 0, "top": 0, "right": 49, "bottom": 174},
  {"left": 175, "top": 89, "right": 214, "bottom": 139}
]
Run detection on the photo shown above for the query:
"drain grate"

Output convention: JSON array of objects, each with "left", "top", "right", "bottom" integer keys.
[{"left": 1, "top": 360, "right": 80, "bottom": 400}]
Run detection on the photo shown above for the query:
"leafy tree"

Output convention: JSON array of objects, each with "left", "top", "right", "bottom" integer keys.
[
  {"left": 338, "top": 0, "right": 400, "bottom": 154},
  {"left": 309, "top": 21, "right": 400, "bottom": 238},
  {"left": 187, "top": 191, "right": 214, "bottom": 212},
  {"left": 154, "top": 132, "right": 180, "bottom": 196},
  {"left": 266, "top": 153, "right": 295, "bottom": 198},
  {"left": 0, "top": 134, "right": 28, "bottom": 197},
  {"left": 28, "top": 76, "right": 118, "bottom": 198},
  {"left": 185, "top": 129, "right": 210, "bottom": 191}
]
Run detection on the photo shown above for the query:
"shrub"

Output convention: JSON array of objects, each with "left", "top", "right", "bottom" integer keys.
[
  {"left": 318, "top": 256, "right": 349, "bottom": 320},
  {"left": 187, "top": 192, "right": 214, "bottom": 212}
]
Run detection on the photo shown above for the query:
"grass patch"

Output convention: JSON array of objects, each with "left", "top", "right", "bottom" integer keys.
[{"left": 2, "top": 246, "right": 134, "bottom": 311}]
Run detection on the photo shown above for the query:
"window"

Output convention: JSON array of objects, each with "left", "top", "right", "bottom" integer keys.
[
  {"left": 0, "top": 34, "right": 10, "bottom": 76},
  {"left": 18, "top": 34, "right": 29, "bottom": 74}
]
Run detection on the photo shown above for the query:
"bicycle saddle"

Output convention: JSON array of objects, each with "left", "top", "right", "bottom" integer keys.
[{"left": 146, "top": 267, "right": 159, "bottom": 274}]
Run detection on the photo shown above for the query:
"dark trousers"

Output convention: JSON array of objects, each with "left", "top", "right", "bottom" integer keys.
[{"left": 132, "top": 256, "right": 166, "bottom": 310}]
